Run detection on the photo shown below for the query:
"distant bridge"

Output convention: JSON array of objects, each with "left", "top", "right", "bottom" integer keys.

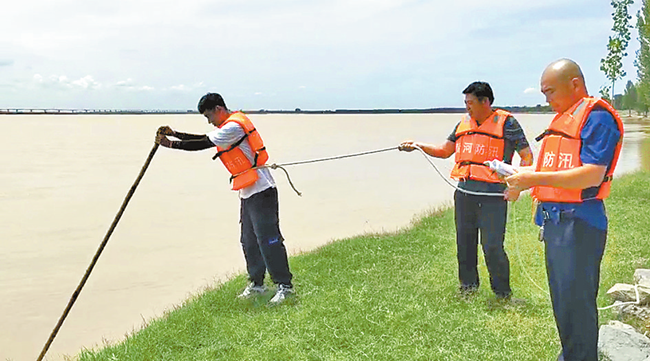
[{"left": 0, "top": 109, "right": 197, "bottom": 115}]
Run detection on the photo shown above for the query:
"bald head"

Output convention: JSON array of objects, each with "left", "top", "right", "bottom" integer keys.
[
  {"left": 543, "top": 59, "right": 586, "bottom": 87},
  {"left": 540, "top": 58, "right": 588, "bottom": 113}
]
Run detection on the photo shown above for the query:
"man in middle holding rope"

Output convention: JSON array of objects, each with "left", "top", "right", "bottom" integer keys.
[{"left": 399, "top": 81, "right": 533, "bottom": 301}]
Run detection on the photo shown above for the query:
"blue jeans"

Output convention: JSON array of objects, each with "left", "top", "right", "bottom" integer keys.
[
  {"left": 240, "top": 187, "right": 293, "bottom": 286},
  {"left": 454, "top": 190, "right": 511, "bottom": 296},
  {"left": 542, "top": 213, "right": 607, "bottom": 361}
]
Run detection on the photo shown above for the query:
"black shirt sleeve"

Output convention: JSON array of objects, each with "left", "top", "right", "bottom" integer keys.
[
  {"left": 173, "top": 131, "right": 207, "bottom": 141},
  {"left": 171, "top": 135, "right": 216, "bottom": 151}
]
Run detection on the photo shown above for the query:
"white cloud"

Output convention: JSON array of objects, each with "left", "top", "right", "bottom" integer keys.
[
  {"left": 524, "top": 87, "right": 538, "bottom": 94},
  {"left": 168, "top": 85, "right": 190, "bottom": 92},
  {"left": 163, "top": 82, "right": 206, "bottom": 92},
  {"left": 32, "top": 74, "right": 100, "bottom": 90},
  {"left": 71, "top": 75, "right": 101, "bottom": 89},
  {"left": 115, "top": 78, "right": 155, "bottom": 91},
  {"left": 115, "top": 78, "right": 134, "bottom": 87}
]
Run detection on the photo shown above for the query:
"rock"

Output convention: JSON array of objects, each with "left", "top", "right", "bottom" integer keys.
[
  {"left": 598, "top": 321, "right": 650, "bottom": 361},
  {"left": 608, "top": 283, "right": 640, "bottom": 302},
  {"left": 607, "top": 283, "right": 650, "bottom": 304},
  {"left": 637, "top": 286, "right": 650, "bottom": 305},
  {"left": 611, "top": 301, "right": 627, "bottom": 318},
  {"left": 621, "top": 304, "right": 650, "bottom": 321},
  {"left": 636, "top": 269, "right": 650, "bottom": 289}
]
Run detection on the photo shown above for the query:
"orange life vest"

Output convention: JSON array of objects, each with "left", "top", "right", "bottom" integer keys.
[
  {"left": 450, "top": 109, "right": 511, "bottom": 183},
  {"left": 211, "top": 112, "right": 269, "bottom": 190},
  {"left": 531, "top": 97, "right": 624, "bottom": 202}
]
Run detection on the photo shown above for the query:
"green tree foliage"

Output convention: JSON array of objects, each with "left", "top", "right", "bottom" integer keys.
[
  {"left": 622, "top": 80, "right": 638, "bottom": 115},
  {"left": 636, "top": 0, "right": 650, "bottom": 115},
  {"left": 601, "top": 0, "right": 634, "bottom": 102},
  {"left": 600, "top": 85, "right": 613, "bottom": 103},
  {"left": 638, "top": 98, "right": 649, "bottom": 116}
]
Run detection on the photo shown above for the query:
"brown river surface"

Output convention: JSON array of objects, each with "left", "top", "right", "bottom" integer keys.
[{"left": 1, "top": 113, "right": 649, "bottom": 360}]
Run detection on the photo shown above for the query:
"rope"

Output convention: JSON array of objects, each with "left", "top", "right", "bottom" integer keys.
[
  {"left": 255, "top": 146, "right": 550, "bottom": 299},
  {"left": 255, "top": 146, "right": 399, "bottom": 196},
  {"left": 36, "top": 143, "right": 160, "bottom": 361},
  {"left": 598, "top": 284, "right": 642, "bottom": 310},
  {"left": 269, "top": 146, "right": 399, "bottom": 167},
  {"left": 411, "top": 145, "right": 506, "bottom": 197},
  {"left": 509, "top": 200, "right": 550, "bottom": 296},
  {"left": 267, "top": 164, "right": 302, "bottom": 196},
  {"left": 256, "top": 145, "right": 507, "bottom": 198},
  {"left": 260, "top": 145, "right": 549, "bottom": 298}
]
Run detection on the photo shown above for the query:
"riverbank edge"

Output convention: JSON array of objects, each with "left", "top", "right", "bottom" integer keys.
[{"left": 75, "top": 170, "right": 650, "bottom": 361}]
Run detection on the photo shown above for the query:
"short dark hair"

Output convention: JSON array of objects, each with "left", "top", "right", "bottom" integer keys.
[
  {"left": 198, "top": 93, "right": 227, "bottom": 113},
  {"left": 462, "top": 81, "right": 494, "bottom": 105}
]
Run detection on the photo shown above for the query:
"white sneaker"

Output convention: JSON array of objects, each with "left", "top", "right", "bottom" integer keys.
[
  {"left": 268, "top": 284, "right": 295, "bottom": 305},
  {"left": 237, "top": 282, "right": 267, "bottom": 299}
]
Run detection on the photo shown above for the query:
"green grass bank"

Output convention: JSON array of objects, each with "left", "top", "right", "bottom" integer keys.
[{"left": 78, "top": 170, "right": 650, "bottom": 361}]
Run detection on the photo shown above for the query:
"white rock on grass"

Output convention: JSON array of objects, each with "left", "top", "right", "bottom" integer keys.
[
  {"left": 635, "top": 269, "right": 650, "bottom": 289},
  {"left": 607, "top": 283, "right": 650, "bottom": 304},
  {"left": 607, "top": 283, "right": 638, "bottom": 302},
  {"left": 598, "top": 321, "right": 650, "bottom": 361}
]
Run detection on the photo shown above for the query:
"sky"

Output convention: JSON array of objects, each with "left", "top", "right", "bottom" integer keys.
[{"left": 0, "top": 0, "right": 644, "bottom": 110}]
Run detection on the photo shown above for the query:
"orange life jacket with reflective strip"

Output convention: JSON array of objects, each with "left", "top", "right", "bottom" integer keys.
[
  {"left": 211, "top": 112, "right": 269, "bottom": 191},
  {"left": 531, "top": 97, "right": 624, "bottom": 202},
  {"left": 450, "top": 109, "right": 510, "bottom": 183}
]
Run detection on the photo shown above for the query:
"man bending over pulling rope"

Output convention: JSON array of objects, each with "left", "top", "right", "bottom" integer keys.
[
  {"left": 155, "top": 92, "right": 294, "bottom": 305},
  {"left": 399, "top": 81, "right": 534, "bottom": 302}
]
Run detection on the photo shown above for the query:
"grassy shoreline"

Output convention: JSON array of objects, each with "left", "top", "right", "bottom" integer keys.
[{"left": 78, "top": 170, "right": 650, "bottom": 361}]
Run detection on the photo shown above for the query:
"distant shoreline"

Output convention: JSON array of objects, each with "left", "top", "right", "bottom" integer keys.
[{"left": 0, "top": 106, "right": 553, "bottom": 115}]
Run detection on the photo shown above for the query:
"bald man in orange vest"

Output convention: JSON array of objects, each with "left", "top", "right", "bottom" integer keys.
[{"left": 506, "top": 59, "right": 624, "bottom": 361}]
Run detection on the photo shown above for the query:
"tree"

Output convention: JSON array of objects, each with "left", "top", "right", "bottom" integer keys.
[
  {"left": 638, "top": 93, "right": 649, "bottom": 115},
  {"left": 614, "top": 94, "right": 624, "bottom": 109},
  {"left": 637, "top": 80, "right": 650, "bottom": 114},
  {"left": 636, "top": 0, "right": 650, "bottom": 114},
  {"left": 601, "top": 0, "right": 634, "bottom": 102},
  {"left": 622, "top": 80, "right": 638, "bottom": 115},
  {"left": 599, "top": 85, "right": 612, "bottom": 103}
]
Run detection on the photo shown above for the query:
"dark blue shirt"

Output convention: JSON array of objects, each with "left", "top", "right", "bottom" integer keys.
[
  {"left": 535, "top": 108, "right": 622, "bottom": 230},
  {"left": 448, "top": 115, "right": 530, "bottom": 193}
]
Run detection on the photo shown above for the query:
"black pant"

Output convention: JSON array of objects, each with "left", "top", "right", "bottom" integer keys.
[
  {"left": 454, "top": 190, "right": 511, "bottom": 296},
  {"left": 543, "top": 214, "right": 606, "bottom": 361},
  {"left": 240, "top": 187, "right": 293, "bottom": 286}
]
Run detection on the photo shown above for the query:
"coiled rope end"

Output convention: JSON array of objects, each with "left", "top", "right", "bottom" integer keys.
[{"left": 266, "top": 163, "right": 302, "bottom": 196}]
